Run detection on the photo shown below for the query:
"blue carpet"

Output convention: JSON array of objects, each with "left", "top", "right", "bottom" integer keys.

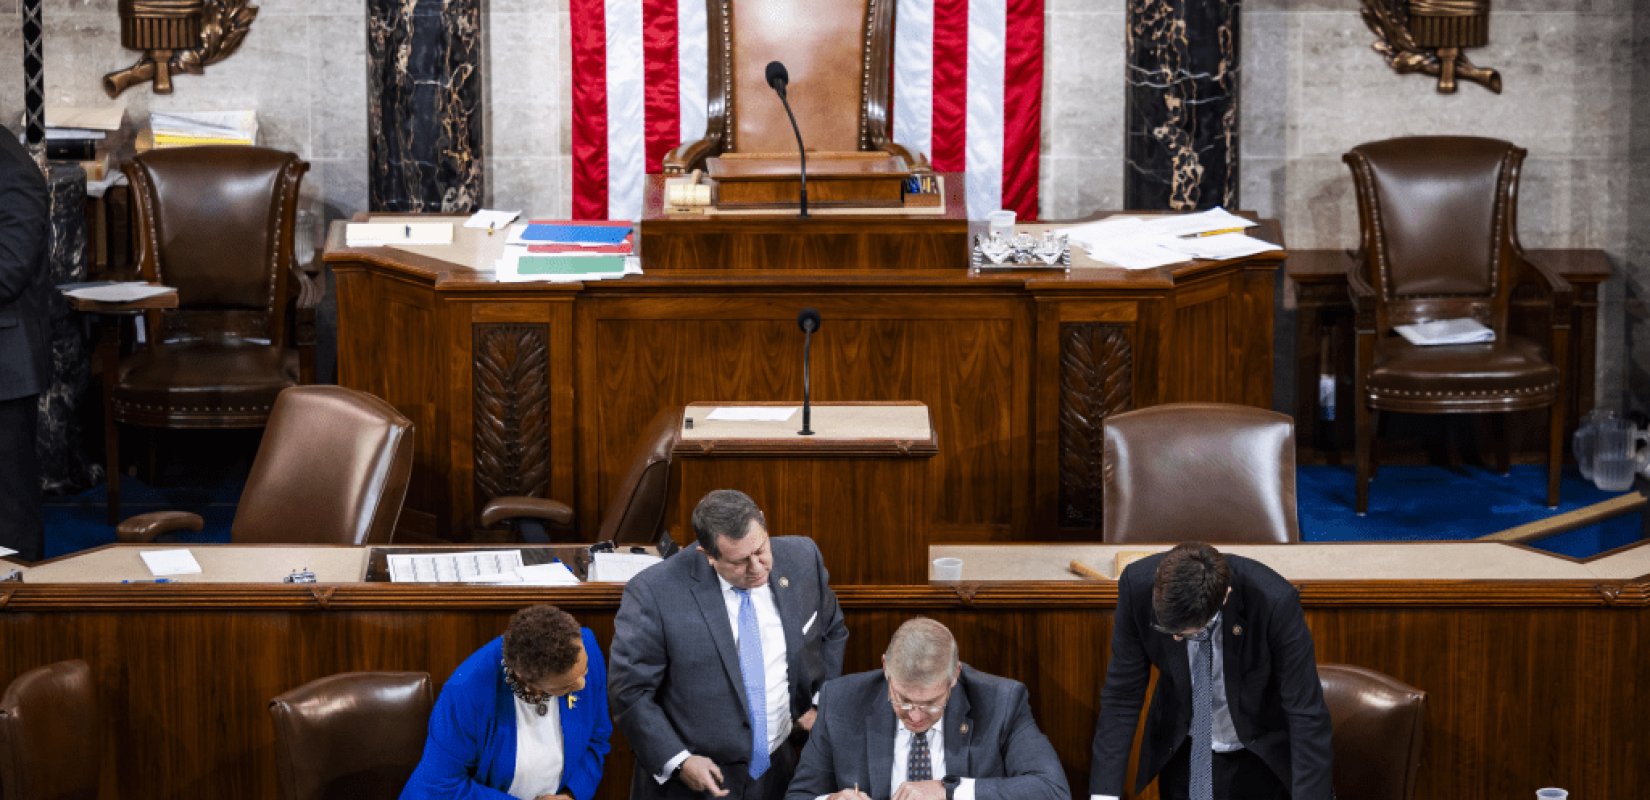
[
  {"left": 1297, "top": 464, "right": 1643, "bottom": 559},
  {"left": 42, "top": 477, "right": 237, "bottom": 560}
]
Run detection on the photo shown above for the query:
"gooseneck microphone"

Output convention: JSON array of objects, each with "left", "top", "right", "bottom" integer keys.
[
  {"left": 797, "top": 308, "right": 821, "bottom": 435},
  {"left": 766, "top": 61, "right": 808, "bottom": 218}
]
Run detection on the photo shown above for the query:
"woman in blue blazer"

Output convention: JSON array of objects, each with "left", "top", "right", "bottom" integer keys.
[{"left": 403, "top": 605, "right": 612, "bottom": 800}]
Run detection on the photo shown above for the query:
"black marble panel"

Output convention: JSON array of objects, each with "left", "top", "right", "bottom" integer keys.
[
  {"left": 366, "top": 0, "right": 484, "bottom": 213},
  {"left": 38, "top": 165, "right": 99, "bottom": 495},
  {"left": 1124, "top": 0, "right": 1241, "bottom": 211}
]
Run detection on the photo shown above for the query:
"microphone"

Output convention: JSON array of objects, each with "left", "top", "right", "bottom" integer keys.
[
  {"left": 766, "top": 60, "right": 808, "bottom": 218},
  {"left": 797, "top": 308, "right": 821, "bottom": 435}
]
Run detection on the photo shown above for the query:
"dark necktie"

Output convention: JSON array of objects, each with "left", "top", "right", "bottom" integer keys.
[
  {"left": 736, "top": 588, "right": 770, "bottom": 778},
  {"left": 908, "top": 729, "right": 932, "bottom": 782},
  {"left": 1189, "top": 636, "right": 1214, "bottom": 800}
]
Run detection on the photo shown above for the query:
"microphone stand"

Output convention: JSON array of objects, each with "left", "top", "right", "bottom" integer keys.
[
  {"left": 778, "top": 93, "right": 809, "bottom": 218},
  {"left": 799, "top": 323, "right": 814, "bottom": 435}
]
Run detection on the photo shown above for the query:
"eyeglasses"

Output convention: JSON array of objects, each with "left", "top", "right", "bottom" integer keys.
[
  {"left": 888, "top": 686, "right": 951, "bottom": 716},
  {"left": 1151, "top": 612, "right": 1219, "bottom": 642}
]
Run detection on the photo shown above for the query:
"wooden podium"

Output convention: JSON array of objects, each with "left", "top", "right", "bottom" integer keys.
[{"left": 670, "top": 401, "right": 937, "bottom": 584}]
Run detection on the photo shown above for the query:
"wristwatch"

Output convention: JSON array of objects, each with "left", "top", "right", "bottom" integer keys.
[{"left": 941, "top": 775, "right": 961, "bottom": 800}]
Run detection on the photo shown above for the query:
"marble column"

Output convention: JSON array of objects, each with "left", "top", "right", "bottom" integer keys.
[
  {"left": 38, "top": 166, "right": 99, "bottom": 495},
  {"left": 365, "top": 0, "right": 485, "bottom": 213},
  {"left": 1124, "top": 0, "right": 1241, "bottom": 211}
]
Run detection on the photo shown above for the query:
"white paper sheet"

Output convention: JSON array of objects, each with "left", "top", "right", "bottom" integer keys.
[
  {"left": 1395, "top": 318, "right": 1496, "bottom": 346},
  {"left": 1162, "top": 232, "right": 1283, "bottom": 260},
  {"left": 706, "top": 406, "right": 799, "bottom": 422},
  {"left": 63, "top": 282, "right": 176, "bottom": 303},
  {"left": 1136, "top": 206, "right": 1257, "bottom": 238},
  {"left": 345, "top": 222, "right": 454, "bottom": 247},
  {"left": 0, "top": 545, "right": 16, "bottom": 557},
  {"left": 588, "top": 552, "right": 663, "bottom": 583},
  {"left": 140, "top": 549, "right": 202, "bottom": 576},
  {"left": 462, "top": 561, "right": 582, "bottom": 586},
  {"left": 388, "top": 550, "right": 526, "bottom": 583},
  {"left": 1080, "top": 239, "right": 1191, "bottom": 270}
]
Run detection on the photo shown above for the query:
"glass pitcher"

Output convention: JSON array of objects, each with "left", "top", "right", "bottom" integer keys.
[
  {"left": 1590, "top": 416, "right": 1650, "bottom": 492},
  {"left": 1573, "top": 408, "right": 1618, "bottom": 481}
]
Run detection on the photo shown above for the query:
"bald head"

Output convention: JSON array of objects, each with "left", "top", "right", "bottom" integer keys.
[{"left": 883, "top": 617, "right": 959, "bottom": 689}]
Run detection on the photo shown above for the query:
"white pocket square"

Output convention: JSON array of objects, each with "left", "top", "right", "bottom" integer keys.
[{"left": 802, "top": 611, "right": 818, "bottom": 634}]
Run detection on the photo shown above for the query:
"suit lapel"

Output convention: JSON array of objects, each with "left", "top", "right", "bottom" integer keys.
[
  {"left": 942, "top": 671, "right": 973, "bottom": 778},
  {"left": 1220, "top": 579, "right": 1248, "bottom": 726},
  {"left": 689, "top": 555, "right": 750, "bottom": 718},
  {"left": 769, "top": 544, "right": 805, "bottom": 706},
  {"left": 868, "top": 679, "right": 897, "bottom": 798}
]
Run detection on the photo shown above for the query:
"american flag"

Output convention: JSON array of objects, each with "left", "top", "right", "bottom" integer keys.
[{"left": 570, "top": 0, "right": 1044, "bottom": 222}]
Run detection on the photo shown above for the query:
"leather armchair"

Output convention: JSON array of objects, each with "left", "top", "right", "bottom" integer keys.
[
  {"left": 108, "top": 145, "right": 314, "bottom": 521},
  {"left": 1102, "top": 403, "right": 1300, "bottom": 544},
  {"left": 1345, "top": 136, "right": 1570, "bottom": 513},
  {"left": 0, "top": 660, "right": 102, "bottom": 800},
  {"left": 269, "top": 672, "right": 434, "bottom": 800},
  {"left": 117, "top": 385, "right": 414, "bottom": 545},
  {"left": 482, "top": 405, "right": 681, "bottom": 548},
  {"left": 1319, "top": 664, "right": 1427, "bottom": 800},
  {"left": 661, "top": 0, "right": 930, "bottom": 174}
]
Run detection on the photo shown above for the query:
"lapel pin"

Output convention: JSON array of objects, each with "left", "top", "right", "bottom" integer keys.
[
  {"left": 959, "top": 723, "right": 969, "bottom": 734},
  {"left": 566, "top": 694, "right": 577, "bottom": 709},
  {"left": 779, "top": 577, "right": 789, "bottom": 588},
  {"left": 1232, "top": 625, "right": 1242, "bottom": 636}
]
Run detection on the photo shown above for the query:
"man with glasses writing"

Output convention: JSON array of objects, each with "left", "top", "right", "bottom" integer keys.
[
  {"left": 1090, "top": 543, "right": 1334, "bottom": 800},
  {"left": 611, "top": 489, "right": 848, "bottom": 800},
  {"left": 786, "top": 617, "right": 1068, "bottom": 800}
]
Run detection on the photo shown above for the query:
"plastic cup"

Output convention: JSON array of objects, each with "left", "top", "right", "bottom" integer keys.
[
  {"left": 1536, "top": 790, "right": 1568, "bottom": 800},
  {"left": 987, "top": 209, "right": 1016, "bottom": 239},
  {"left": 932, "top": 557, "right": 963, "bottom": 581}
]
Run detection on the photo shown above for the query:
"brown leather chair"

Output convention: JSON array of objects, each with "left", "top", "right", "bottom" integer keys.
[
  {"left": 1319, "top": 664, "right": 1427, "bottom": 800},
  {"left": 269, "top": 672, "right": 434, "bottom": 800},
  {"left": 482, "top": 405, "right": 681, "bottom": 548},
  {"left": 1345, "top": 136, "right": 1570, "bottom": 514},
  {"left": 107, "top": 145, "right": 314, "bottom": 522},
  {"left": 0, "top": 660, "right": 102, "bottom": 800},
  {"left": 116, "top": 385, "right": 414, "bottom": 545},
  {"left": 661, "top": 0, "right": 928, "bottom": 173},
  {"left": 1102, "top": 403, "right": 1300, "bottom": 544}
]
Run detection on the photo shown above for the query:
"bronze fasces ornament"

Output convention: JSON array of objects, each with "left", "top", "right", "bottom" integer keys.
[
  {"left": 1360, "top": 0, "right": 1501, "bottom": 94},
  {"left": 104, "top": 0, "right": 258, "bottom": 97}
]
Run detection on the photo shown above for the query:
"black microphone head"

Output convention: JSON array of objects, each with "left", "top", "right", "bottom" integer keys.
[
  {"left": 797, "top": 307, "right": 821, "bottom": 333},
  {"left": 766, "top": 61, "right": 790, "bottom": 91}
]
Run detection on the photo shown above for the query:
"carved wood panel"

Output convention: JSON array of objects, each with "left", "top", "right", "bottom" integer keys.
[
  {"left": 1059, "top": 323, "right": 1133, "bottom": 528},
  {"left": 473, "top": 323, "right": 551, "bottom": 506}
]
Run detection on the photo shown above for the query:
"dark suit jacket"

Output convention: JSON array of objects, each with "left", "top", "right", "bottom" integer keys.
[
  {"left": 786, "top": 666, "right": 1069, "bottom": 800},
  {"left": 0, "top": 128, "right": 52, "bottom": 402},
  {"left": 610, "top": 535, "right": 848, "bottom": 799},
  {"left": 1090, "top": 553, "right": 1334, "bottom": 800}
]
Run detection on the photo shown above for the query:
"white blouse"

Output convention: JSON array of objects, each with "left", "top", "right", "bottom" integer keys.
[{"left": 506, "top": 693, "right": 566, "bottom": 800}]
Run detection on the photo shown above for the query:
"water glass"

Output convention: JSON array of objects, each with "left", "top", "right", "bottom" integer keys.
[
  {"left": 1535, "top": 789, "right": 1568, "bottom": 800},
  {"left": 1590, "top": 416, "right": 1649, "bottom": 492},
  {"left": 987, "top": 209, "right": 1016, "bottom": 239},
  {"left": 932, "top": 557, "right": 963, "bottom": 581}
]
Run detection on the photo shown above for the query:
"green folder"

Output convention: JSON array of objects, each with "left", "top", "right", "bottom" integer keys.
[{"left": 519, "top": 255, "right": 628, "bottom": 276}]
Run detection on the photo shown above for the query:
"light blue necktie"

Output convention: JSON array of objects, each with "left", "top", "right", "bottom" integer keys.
[
  {"left": 736, "top": 588, "right": 770, "bottom": 779},
  {"left": 1189, "top": 636, "right": 1213, "bottom": 800}
]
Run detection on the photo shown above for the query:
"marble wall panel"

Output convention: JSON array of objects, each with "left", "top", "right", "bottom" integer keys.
[
  {"left": 492, "top": 156, "right": 566, "bottom": 220},
  {"left": 1040, "top": 156, "right": 1124, "bottom": 221},
  {"left": 1041, "top": 3, "right": 1123, "bottom": 163},
  {"left": 1240, "top": 10, "right": 1287, "bottom": 161},
  {"left": 311, "top": 13, "right": 367, "bottom": 162}
]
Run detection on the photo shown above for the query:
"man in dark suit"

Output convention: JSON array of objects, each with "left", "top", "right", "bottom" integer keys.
[
  {"left": 1091, "top": 543, "right": 1333, "bottom": 800},
  {"left": 611, "top": 489, "right": 849, "bottom": 800},
  {"left": 0, "top": 128, "right": 52, "bottom": 563},
  {"left": 786, "top": 617, "right": 1069, "bottom": 800}
]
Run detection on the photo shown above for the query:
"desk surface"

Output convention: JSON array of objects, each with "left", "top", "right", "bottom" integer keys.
[{"left": 679, "top": 401, "right": 935, "bottom": 444}]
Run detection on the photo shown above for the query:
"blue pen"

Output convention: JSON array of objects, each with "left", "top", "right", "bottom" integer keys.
[{"left": 122, "top": 578, "right": 171, "bottom": 584}]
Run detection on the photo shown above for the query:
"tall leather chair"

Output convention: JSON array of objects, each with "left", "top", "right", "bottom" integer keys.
[
  {"left": 0, "top": 660, "right": 102, "bottom": 800},
  {"left": 1102, "top": 403, "right": 1300, "bottom": 544},
  {"left": 269, "top": 672, "right": 434, "bottom": 800},
  {"left": 1319, "top": 664, "right": 1427, "bottom": 800},
  {"left": 109, "top": 145, "right": 314, "bottom": 521},
  {"left": 116, "top": 385, "right": 414, "bottom": 545},
  {"left": 661, "top": 0, "right": 928, "bottom": 173},
  {"left": 1344, "top": 136, "right": 1569, "bottom": 513},
  {"left": 482, "top": 405, "right": 681, "bottom": 548}
]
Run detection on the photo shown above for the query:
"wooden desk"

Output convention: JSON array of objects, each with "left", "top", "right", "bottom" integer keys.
[
  {"left": 1288, "top": 249, "right": 1610, "bottom": 465},
  {"left": 2, "top": 542, "right": 1646, "bottom": 800},
  {"left": 327, "top": 212, "right": 1283, "bottom": 544},
  {"left": 672, "top": 401, "right": 938, "bottom": 584}
]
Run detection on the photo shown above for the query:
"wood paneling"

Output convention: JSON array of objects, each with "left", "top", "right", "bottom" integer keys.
[{"left": 2, "top": 577, "right": 1646, "bottom": 800}]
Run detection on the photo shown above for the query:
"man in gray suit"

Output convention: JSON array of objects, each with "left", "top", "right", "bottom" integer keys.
[
  {"left": 0, "top": 128, "right": 53, "bottom": 562},
  {"left": 611, "top": 489, "right": 849, "bottom": 800},
  {"left": 786, "top": 617, "right": 1069, "bottom": 800}
]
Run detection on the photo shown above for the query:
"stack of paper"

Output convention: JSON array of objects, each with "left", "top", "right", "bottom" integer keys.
[
  {"left": 461, "top": 561, "right": 582, "bottom": 586},
  {"left": 1055, "top": 207, "right": 1278, "bottom": 270},
  {"left": 494, "top": 221, "right": 641, "bottom": 283},
  {"left": 588, "top": 552, "right": 662, "bottom": 582},
  {"left": 1395, "top": 318, "right": 1495, "bottom": 346},
  {"left": 150, "top": 110, "right": 258, "bottom": 147},
  {"left": 34, "top": 106, "right": 134, "bottom": 182}
]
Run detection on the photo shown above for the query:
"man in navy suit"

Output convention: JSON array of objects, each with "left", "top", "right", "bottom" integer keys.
[
  {"left": 785, "top": 616, "right": 1069, "bottom": 800},
  {"left": 1091, "top": 543, "right": 1334, "bottom": 800},
  {"left": 610, "top": 489, "right": 849, "bottom": 800},
  {"left": 0, "top": 128, "right": 52, "bottom": 563}
]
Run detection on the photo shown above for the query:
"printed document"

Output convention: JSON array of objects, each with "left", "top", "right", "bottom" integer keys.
[
  {"left": 388, "top": 550, "right": 526, "bottom": 582},
  {"left": 588, "top": 552, "right": 662, "bottom": 583}
]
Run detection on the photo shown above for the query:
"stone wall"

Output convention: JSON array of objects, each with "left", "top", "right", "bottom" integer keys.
[{"left": 0, "top": 0, "right": 1642, "bottom": 406}]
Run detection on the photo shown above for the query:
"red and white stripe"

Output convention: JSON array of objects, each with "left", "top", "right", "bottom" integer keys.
[{"left": 571, "top": 0, "right": 1042, "bottom": 222}]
